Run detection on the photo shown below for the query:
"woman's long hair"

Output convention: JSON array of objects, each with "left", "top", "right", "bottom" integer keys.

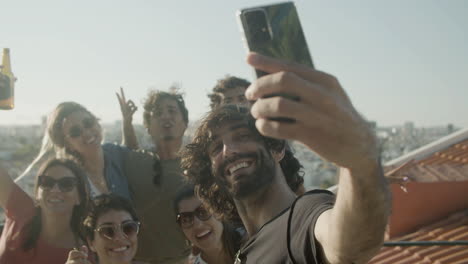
[
  {"left": 220, "top": 221, "right": 243, "bottom": 261},
  {"left": 21, "top": 158, "right": 89, "bottom": 251},
  {"left": 15, "top": 102, "right": 98, "bottom": 185}
]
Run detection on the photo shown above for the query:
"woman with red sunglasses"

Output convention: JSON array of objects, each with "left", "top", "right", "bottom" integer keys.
[
  {"left": 0, "top": 158, "right": 89, "bottom": 264},
  {"left": 66, "top": 194, "right": 140, "bottom": 264},
  {"left": 173, "top": 185, "right": 244, "bottom": 264}
]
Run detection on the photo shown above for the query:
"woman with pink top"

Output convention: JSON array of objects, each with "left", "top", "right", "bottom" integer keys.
[{"left": 0, "top": 159, "right": 89, "bottom": 264}]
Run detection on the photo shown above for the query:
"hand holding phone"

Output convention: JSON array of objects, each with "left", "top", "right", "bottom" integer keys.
[
  {"left": 238, "top": 2, "right": 312, "bottom": 122},
  {"left": 245, "top": 52, "right": 379, "bottom": 170}
]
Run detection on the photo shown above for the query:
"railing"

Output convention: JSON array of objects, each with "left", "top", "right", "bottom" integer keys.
[{"left": 384, "top": 241, "right": 468, "bottom": 246}]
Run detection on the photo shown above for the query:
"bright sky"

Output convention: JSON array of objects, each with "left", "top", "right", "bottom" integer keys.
[{"left": 1, "top": 0, "right": 467, "bottom": 127}]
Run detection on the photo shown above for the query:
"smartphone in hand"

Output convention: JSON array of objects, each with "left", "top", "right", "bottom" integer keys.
[
  {"left": 237, "top": 2, "right": 312, "bottom": 122},
  {"left": 237, "top": 2, "right": 314, "bottom": 78}
]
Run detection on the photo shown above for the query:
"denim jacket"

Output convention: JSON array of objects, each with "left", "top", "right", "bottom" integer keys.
[{"left": 102, "top": 143, "right": 132, "bottom": 201}]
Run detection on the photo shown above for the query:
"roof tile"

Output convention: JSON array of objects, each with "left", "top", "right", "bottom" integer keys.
[{"left": 369, "top": 209, "right": 468, "bottom": 264}]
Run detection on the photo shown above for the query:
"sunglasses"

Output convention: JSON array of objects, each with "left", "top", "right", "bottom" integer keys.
[
  {"left": 38, "top": 176, "right": 78, "bottom": 192},
  {"left": 95, "top": 220, "right": 141, "bottom": 240},
  {"left": 67, "top": 117, "right": 96, "bottom": 138},
  {"left": 176, "top": 205, "right": 212, "bottom": 228}
]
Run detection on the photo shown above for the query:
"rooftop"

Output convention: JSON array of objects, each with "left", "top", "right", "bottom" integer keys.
[{"left": 369, "top": 209, "right": 468, "bottom": 264}]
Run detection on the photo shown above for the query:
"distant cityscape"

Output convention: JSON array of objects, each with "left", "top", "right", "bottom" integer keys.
[{"left": 0, "top": 117, "right": 462, "bottom": 222}]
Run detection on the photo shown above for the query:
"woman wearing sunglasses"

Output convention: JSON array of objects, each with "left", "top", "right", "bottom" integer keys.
[
  {"left": 66, "top": 194, "right": 140, "bottom": 264},
  {"left": 174, "top": 185, "right": 244, "bottom": 264},
  {"left": 17, "top": 101, "right": 142, "bottom": 200},
  {"left": 0, "top": 158, "right": 88, "bottom": 264}
]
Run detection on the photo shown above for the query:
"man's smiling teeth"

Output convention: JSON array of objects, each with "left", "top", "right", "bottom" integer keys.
[
  {"left": 196, "top": 230, "right": 211, "bottom": 238},
  {"left": 110, "top": 246, "right": 129, "bottom": 252},
  {"left": 229, "top": 162, "right": 249, "bottom": 174}
]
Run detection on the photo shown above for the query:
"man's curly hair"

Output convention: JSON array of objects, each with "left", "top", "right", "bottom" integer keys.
[
  {"left": 180, "top": 105, "right": 303, "bottom": 221},
  {"left": 208, "top": 75, "right": 251, "bottom": 109},
  {"left": 143, "top": 86, "right": 189, "bottom": 129}
]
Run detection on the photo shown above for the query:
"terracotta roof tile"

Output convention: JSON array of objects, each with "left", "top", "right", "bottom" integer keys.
[
  {"left": 385, "top": 139, "right": 468, "bottom": 183},
  {"left": 369, "top": 210, "right": 468, "bottom": 264}
]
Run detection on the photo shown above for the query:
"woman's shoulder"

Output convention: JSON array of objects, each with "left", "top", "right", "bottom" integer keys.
[
  {"left": 102, "top": 143, "right": 157, "bottom": 160},
  {"left": 102, "top": 143, "right": 129, "bottom": 154}
]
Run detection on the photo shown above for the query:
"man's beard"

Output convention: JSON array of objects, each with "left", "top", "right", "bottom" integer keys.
[{"left": 214, "top": 149, "right": 276, "bottom": 199}]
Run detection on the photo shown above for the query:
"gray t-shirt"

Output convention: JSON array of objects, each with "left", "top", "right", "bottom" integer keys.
[
  {"left": 236, "top": 190, "right": 335, "bottom": 264},
  {"left": 125, "top": 153, "right": 190, "bottom": 264}
]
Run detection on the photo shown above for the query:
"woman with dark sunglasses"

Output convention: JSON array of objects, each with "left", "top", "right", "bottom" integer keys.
[
  {"left": 16, "top": 101, "right": 150, "bottom": 200},
  {"left": 173, "top": 185, "right": 244, "bottom": 264},
  {"left": 0, "top": 158, "right": 89, "bottom": 264},
  {"left": 66, "top": 194, "right": 140, "bottom": 264}
]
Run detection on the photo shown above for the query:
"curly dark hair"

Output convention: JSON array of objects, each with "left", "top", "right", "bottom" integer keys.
[
  {"left": 208, "top": 76, "right": 251, "bottom": 109},
  {"left": 180, "top": 105, "right": 303, "bottom": 221},
  {"left": 81, "top": 194, "right": 139, "bottom": 242},
  {"left": 281, "top": 145, "right": 305, "bottom": 194},
  {"left": 143, "top": 86, "right": 189, "bottom": 129}
]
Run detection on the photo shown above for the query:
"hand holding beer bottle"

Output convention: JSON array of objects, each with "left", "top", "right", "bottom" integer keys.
[{"left": 0, "top": 48, "right": 17, "bottom": 110}]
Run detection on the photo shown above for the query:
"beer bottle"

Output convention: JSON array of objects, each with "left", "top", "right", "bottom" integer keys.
[{"left": 0, "top": 48, "right": 17, "bottom": 110}]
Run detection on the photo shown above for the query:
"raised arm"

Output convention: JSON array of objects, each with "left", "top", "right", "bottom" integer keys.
[
  {"left": 245, "top": 52, "right": 391, "bottom": 263},
  {"left": 315, "top": 162, "right": 390, "bottom": 263},
  {"left": 0, "top": 166, "right": 16, "bottom": 209},
  {"left": 116, "top": 87, "right": 139, "bottom": 150}
]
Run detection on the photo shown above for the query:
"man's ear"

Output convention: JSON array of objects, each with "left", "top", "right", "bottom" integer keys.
[{"left": 271, "top": 147, "right": 285, "bottom": 163}]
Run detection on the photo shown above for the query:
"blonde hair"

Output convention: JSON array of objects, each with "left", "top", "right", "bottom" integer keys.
[{"left": 15, "top": 102, "right": 96, "bottom": 184}]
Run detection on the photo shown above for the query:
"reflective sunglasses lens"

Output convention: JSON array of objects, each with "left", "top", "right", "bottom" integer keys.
[
  {"left": 83, "top": 118, "right": 95, "bottom": 128},
  {"left": 98, "top": 226, "right": 115, "bottom": 240},
  {"left": 196, "top": 207, "right": 211, "bottom": 221},
  {"left": 57, "top": 178, "right": 77, "bottom": 192},
  {"left": 39, "top": 176, "right": 55, "bottom": 190},
  {"left": 122, "top": 222, "right": 139, "bottom": 237},
  {"left": 69, "top": 126, "right": 82, "bottom": 138},
  {"left": 178, "top": 213, "right": 194, "bottom": 228}
]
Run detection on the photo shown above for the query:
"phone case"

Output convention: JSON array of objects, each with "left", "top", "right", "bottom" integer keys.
[{"left": 237, "top": 1, "right": 314, "bottom": 78}]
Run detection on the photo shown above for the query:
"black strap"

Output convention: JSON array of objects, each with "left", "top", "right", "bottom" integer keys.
[
  {"left": 287, "top": 195, "right": 301, "bottom": 264},
  {"left": 287, "top": 189, "right": 334, "bottom": 264}
]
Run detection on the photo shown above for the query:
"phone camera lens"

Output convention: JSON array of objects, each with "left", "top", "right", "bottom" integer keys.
[{"left": 245, "top": 10, "right": 271, "bottom": 43}]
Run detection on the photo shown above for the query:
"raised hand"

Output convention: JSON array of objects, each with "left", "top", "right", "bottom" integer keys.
[
  {"left": 116, "top": 87, "right": 137, "bottom": 124},
  {"left": 65, "top": 245, "right": 92, "bottom": 264},
  {"left": 245, "top": 52, "right": 379, "bottom": 171}
]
